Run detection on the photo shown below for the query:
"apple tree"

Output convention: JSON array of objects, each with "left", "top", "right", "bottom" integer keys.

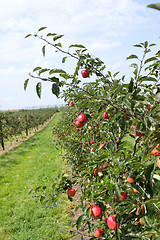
[{"left": 25, "top": 28, "right": 160, "bottom": 239}]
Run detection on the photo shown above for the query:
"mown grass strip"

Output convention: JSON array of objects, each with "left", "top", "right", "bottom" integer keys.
[{"left": 0, "top": 113, "right": 73, "bottom": 240}]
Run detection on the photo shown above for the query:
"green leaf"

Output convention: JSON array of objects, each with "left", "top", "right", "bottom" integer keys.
[
  {"left": 133, "top": 44, "right": 143, "bottom": 48},
  {"left": 24, "top": 79, "right": 29, "bottom": 90},
  {"left": 147, "top": 3, "right": 160, "bottom": 11},
  {"left": 39, "top": 68, "right": 50, "bottom": 75},
  {"left": 139, "top": 76, "right": 158, "bottom": 83},
  {"left": 113, "top": 71, "right": 120, "bottom": 77},
  {"left": 69, "top": 44, "right": 86, "bottom": 49},
  {"left": 126, "top": 54, "right": 138, "bottom": 60},
  {"left": 52, "top": 83, "right": 60, "bottom": 97},
  {"left": 115, "top": 225, "right": 121, "bottom": 240},
  {"left": 33, "top": 67, "right": 42, "bottom": 72},
  {"left": 113, "top": 85, "right": 123, "bottom": 95},
  {"left": 53, "top": 35, "right": 64, "bottom": 41},
  {"left": 146, "top": 183, "right": 153, "bottom": 197},
  {"left": 25, "top": 34, "right": 32, "bottom": 38},
  {"left": 38, "top": 27, "right": 47, "bottom": 31},
  {"left": 49, "top": 77, "right": 59, "bottom": 83},
  {"left": 49, "top": 69, "right": 66, "bottom": 74},
  {"left": 47, "top": 33, "right": 57, "bottom": 37},
  {"left": 76, "top": 214, "right": 86, "bottom": 230},
  {"left": 107, "top": 71, "right": 112, "bottom": 77},
  {"left": 62, "top": 56, "right": 67, "bottom": 63},
  {"left": 114, "top": 182, "right": 121, "bottom": 199},
  {"left": 42, "top": 45, "right": 45, "bottom": 57},
  {"left": 156, "top": 50, "right": 160, "bottom": 56},
  {"left": 130, "top": 63, "right": 138, "bottom": 69},
  {"left": 132, "top": 162, "right": 141, "bottom": 173},
  {"left": 149, "top": 43, "right": 156, "bottom": 47},
  {"left": 128, "top": 79, "right": 134, "bottom": 92},
  {"left": 55, "top": 42, "right": 62, "bottom": 47},
  {"left": 36, "top": 82, "right": 42, "bottom": 98},
  {"left": 145, "top": 163, "right": 155, "bottom": 182},
  {"left": 122, "top": 134, "right": 134, "bottom": 146},
  {"left": 144, "top": 57, "right": 157, "bottom": 64},
  {"left": 123, "top": 99, "right": 131, "bottom": 109},
  {"left": 144, "top": 41, "right": 148, "bottom": 48}
]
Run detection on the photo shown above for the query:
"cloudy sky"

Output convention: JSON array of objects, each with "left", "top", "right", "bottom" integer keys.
[{"left": 0, "top": 0, "right": 160, "bottom": 110}]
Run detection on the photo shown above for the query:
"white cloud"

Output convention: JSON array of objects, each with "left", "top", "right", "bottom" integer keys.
[
  {"left": 0, "top": 66, "right": 15, "bottom": 75},
  {"left": 0, "top": 0, "right": 148, "bottom": 68},
  {"left": 90, "top": 41, "right": 121, "bottom": 52},
  {"left": 0, "top": 0, "right": 146, "bottom": 34}
]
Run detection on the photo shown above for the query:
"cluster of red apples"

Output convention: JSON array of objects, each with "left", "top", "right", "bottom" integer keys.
[
  {"left": 56, "top": 69, "right": 160, "bottom": 238},
  {"left": 90, "top": 205, "right": 117, "bottom": 237}
]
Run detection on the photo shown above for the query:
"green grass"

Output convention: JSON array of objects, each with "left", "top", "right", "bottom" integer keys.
[{"left": 0, "top": 113, "right": 73, "bottom": 240}]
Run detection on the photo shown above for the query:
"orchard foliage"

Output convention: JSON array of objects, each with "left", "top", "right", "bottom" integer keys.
[
  {"left": 0, "top": 108, "right": 58, "bottom": 150},
  {"left": 25, "top": 28, "right": 160, "bottom": 239}
]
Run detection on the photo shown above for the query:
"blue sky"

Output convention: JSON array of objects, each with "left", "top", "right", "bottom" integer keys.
[{"left": 0, "top": 0, "right": 160, "bottom": 110}]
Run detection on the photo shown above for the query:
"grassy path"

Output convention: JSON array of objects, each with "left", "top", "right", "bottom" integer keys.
[{"left": 0, "top": 113, "right": 72, "bottom": 240}]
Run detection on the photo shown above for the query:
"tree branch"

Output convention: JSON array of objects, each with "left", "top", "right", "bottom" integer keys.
[{"left": 131, "top": 136, "right": 140, "bottom": 158}]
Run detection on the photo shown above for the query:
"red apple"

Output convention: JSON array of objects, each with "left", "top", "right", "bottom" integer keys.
[
  {"left": 81, "top": 69, "right": 90, "bottom": 78},
  {"left": 90, "top": 206, "right": 102, "bottom": 219},
  {"left": 151, "top": 144, "right": 160, "bottom": 156},
  {"left": 94, "top": 228, "right": 104, "bottom": 238},
  {"left": 102, "top": 110, "right": 109, "bottom": 119},
  {"left": 139, "top": 222, "right": 144, "bottom": 225},
  {"left": 67, "top": 188, "right": 75, "bottom": 197},
  {"left": 57, "top": 134, "right": 61, "bottom": 139},
  {"left": 157, "top": 158, "right": 160, "bottom": 168},
  {"left": 94, "top": 168, "right": 100, "bottom": 177},
  {"left": 131, "top": 187, "right": 139, "bottom": 194},
  {"left": 77, "top": 114, "right": 87, "bottom": 123},
  {"left": 116, "top": 191, "right": 127, "bottom": 201},
  {"left": 127, "top": 176, "right": 134, "bottom": 183},
  {"left": 90, "top": 140, "right": 95, "bottom": 144},
  {"left": 123, "top": 172, "right": 129, "bottom": 179},
  {"left": 121, "top": 191, "right": 127, "bottom": 200},
  {"left": 99, "top": 142, "right": 105, "bottom": 150},
  {"left": 146, "top": 105, "right": 153, "bottom": 111},
  {"left": 104, "top": 217, "right": 107, "bottom": 223},
  {"left": 106, "top": 214, "right": 117, "bottom": 230},
  {"left": 141, "top": 205, "right": 145, "bottom": 214},
  {"left": 90, "top": 147, "right": 96, "bottom": 152},
  {"left": 101, "top": 164, "right": 108, "bottom": 171},
  {"left": 75, "top": 120, "right": 86, "bottom": 128},
  {"left": 134, "top": 125, "right": 145, "bottom": 137},
  {"left": 69, "top": 101, "right": 74, "bottom": 107},
  {"left": 87, "top": 178, "right": 91, "bottom": 184},
  {"left": 74, "top": 119, "right": 79, "bottom": 125}
]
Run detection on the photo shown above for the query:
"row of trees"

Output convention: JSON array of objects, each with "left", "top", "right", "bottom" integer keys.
[
  {"left": 25, "top": 26, "right": 160, "bottom": 239},
  {"left": 0, "top": 108, "right": 58, "bottom": 150}
]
